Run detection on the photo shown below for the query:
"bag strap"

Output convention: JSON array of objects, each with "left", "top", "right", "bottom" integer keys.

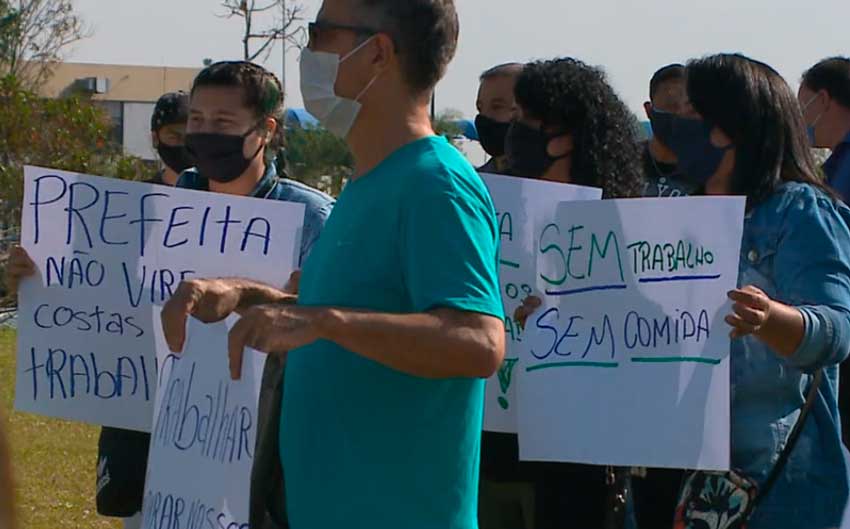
[{"left": 752, "top": 368, "right": 824, "bottom": 507}]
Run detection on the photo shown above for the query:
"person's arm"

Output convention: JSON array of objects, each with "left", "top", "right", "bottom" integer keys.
[
  {"left": 726, "top": 286, "right": 804, "bottom": 357},
  {"left": 4, "top": 246, "right": 35, "bottom": 295},
  {"left": 227, "top": 304, "right": 505, "bottom": 380},
  {"left": 729, "top": 192, "right": 850, "bottom": 370},
  {"left": 161, "top": 278, "right": 293, "bottom": 352},
  {"left": 228, "top": 170, "right": 507, "bottom": 380}
]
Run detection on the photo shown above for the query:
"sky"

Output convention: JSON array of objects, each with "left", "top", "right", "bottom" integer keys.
[{"left": 69, "top": 0, "right": 850, "bottom": 120}]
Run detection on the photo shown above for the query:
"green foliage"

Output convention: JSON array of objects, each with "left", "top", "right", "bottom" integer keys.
[
  {"left": 282, "top": 125, "right": 353, "bottom": 196},
  {"left": 433, "top": 108, "right": 464, "bottom": 140},
  {"left": 0, "top": 1, "right": 18, "bottom": 62},
  {"left": 275, "top": 107, "right": 471, "bottom": 196},
  {"left": 0, "top": 74, "right": 154, "bottom": 234}
]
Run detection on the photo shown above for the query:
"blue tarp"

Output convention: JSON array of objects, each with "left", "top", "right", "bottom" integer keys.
[{"left": 285, "top": 108, "right": 320, "bottom": 129}]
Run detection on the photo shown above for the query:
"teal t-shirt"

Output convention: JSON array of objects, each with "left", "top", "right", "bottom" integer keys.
[{"left": 280, "top": 136, "right": 503, "bottom": 529}]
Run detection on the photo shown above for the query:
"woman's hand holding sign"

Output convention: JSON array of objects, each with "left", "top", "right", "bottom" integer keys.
[{"left": 725, "top": 285, "right": 804, "bottom": 358}]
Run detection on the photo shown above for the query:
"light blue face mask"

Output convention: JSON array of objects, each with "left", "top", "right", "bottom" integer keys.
[
  {"left": 298, "top": 37, "right": 380, "bottom": 139},
  {"left": 802, "top": 93, "right": 825, "bottom": 146}
]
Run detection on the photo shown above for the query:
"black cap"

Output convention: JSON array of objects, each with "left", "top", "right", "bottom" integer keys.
[{"left": 151, "top": 91, "right": 189, "bottom": 131}]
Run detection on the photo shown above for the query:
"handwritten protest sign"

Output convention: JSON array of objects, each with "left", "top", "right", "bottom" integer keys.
[
  {"left": 480, "top": 173, "right": 601, "bottom": 433},
  {"left": 15, "top": 166, "right": 304, "bottom": 432},
  {"left": 142, "top": 317, "right": 265, "bottom": 529},
  {"left": 518, "top": 197, "right": 745, "bottom": 470}
]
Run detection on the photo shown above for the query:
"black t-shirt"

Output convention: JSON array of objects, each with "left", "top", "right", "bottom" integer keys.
[{"left": 642, "top": 144, "right": 695, "bottom": 198}]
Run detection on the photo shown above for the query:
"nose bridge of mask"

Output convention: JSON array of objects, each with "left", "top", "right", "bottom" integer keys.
[{"left": 300, "top": 49, "right": 342, "bottom": 94}]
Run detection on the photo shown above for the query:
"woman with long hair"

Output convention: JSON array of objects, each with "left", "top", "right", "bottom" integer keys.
[{"left": 671, "top": 53, "right": 850, "bottom": 528}]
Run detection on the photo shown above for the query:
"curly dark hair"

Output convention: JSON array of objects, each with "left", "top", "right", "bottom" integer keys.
[
  {"left": 191, "top": 61, "right": 285, "bottom": 162},
  {"left": 514, "top": 58, "right": 645, "bottom": 198}
]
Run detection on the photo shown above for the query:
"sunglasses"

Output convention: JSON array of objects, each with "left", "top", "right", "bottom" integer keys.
[{"left": 308, "top": 20, "right": 380, "bottom": 46}]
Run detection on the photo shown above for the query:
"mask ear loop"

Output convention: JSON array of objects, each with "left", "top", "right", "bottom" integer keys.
[
  {"left": 803, "top": 93, "right": 826, "bottom": 128},
  {"left": 355, "top": 73, "right": 381, "bottom": 102},
  {"left": 242, "top": 119, "right": 274, "bottom": 163},
  {"left": 340, "top": 35, "right": 377, "bottom": 63},
  {"left": 342, "top": 35, "right": 383, "bottom": 103}
]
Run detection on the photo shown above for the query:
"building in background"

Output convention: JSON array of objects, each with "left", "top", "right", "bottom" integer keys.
[{"left": 39, "top": 62, "right": 201, "bottom": 161}]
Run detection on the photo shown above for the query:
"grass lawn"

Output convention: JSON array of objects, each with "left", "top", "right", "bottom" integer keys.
[{"left": 0, "top": 329, "right": 120, "bottom": 529}]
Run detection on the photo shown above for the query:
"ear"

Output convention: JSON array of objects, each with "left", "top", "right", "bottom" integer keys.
[
  {"left": 644, "top": 102, "right": 653, "bottom": 121},
  {"left": 709, "top": 126, "right": 732, "bottom": 149},
  {"left": 547, "top": 133, "right": 574, "bottom": 158},
  {"left": 262, "top": 117, "right": 278, "bottom": 144},
  {"left": 372, "top": 33, "right": 395, "bottom": 72},
  {"left": 151, "top": 131, "right": 160, "bottom": 148},
  {"left": 820, "top": 89, "right": 833, "bottom": 112}
]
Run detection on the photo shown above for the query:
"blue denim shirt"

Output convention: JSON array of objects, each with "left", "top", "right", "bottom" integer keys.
[
  {"left": 177, "top": 163, "right": 335, "bottom": 265},
  {"left": 824, "top": 131, "right": 850, "bottom": 203},
  {"left": 734, "top": 182, "right": 850, "bottom": 529}
]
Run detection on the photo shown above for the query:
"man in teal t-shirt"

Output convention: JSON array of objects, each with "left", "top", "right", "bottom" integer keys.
[
  {"left": 160, "top": 1, "right": 505, "bottom": 528},
  {"left": 282, "top": 131, "right": 502, "bottom": 528}
]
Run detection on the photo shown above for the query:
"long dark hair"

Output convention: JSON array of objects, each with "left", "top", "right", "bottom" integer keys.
[
  {"left": 686, "top": 53, "right": 830, "bottom": 206},
  {"left": 514, "top": 58, "right": 645, "bottom": 198}
]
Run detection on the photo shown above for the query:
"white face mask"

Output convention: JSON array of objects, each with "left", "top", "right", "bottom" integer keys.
[{"left": 299, "top": 37, "right": 380, "bottom": 138}]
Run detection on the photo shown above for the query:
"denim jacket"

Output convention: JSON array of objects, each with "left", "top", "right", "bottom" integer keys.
[{"left": 734, "top": 182, "right": 850, "bottom": 529}]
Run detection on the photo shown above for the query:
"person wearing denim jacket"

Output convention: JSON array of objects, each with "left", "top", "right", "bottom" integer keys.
[
  {"left": 666, "top": 53, "right": 850, "bottom": 529},
  {"left": 733, "top": 182, "right": 850, "bottom": 527}
]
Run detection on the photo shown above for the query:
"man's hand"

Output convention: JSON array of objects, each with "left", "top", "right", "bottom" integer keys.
[
  {"left": 5, "top": 246, "right": 36, "bottom": 294},
  {"left": 161, "top": 279, "right": 244, "bottom": 353},
  {"left": 284, "top": 270, "right": 301, "bottom": 295},
  {"left": 227, "top": 304, "right": 325, "bottom": 379}
]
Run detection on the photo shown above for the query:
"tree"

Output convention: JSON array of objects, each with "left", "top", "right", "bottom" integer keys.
[
  {"left": 0, "top": 0, "right": 88, "bottom": 89},
  {"left": 433, "top": 108, "right": 463, "bottom": 138},
  {"left": 0, "top": 75, "right": 153, "bottom": 232},
  {"left": 283, "top": 125, "right": 353, "bottom": 197},
  {"left": 220, "top": 0, "right": 305, "bottom": 63}
]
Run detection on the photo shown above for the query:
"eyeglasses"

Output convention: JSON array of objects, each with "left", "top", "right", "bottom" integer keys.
[{"left": 308, "top": 20, "right": 380, "bottom": 47}]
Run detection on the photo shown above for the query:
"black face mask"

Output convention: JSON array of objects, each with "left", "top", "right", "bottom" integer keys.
[
  {"left": 505, "top": 121, "right": 569, "bottom": 178},
  {"left": 185, "top": 125, "right": 264, "bottom": 184},
  {"left": 648, "top": 107, "right": 676, "bottom": 149},
  {"left": 475, "top": 114, "right": 511, "bottom": 158},
  {"left": 666, "top": 116, "right": 731, "bottom": 185},
  {"left": 156, "top": 143, "right": 194, "bottom": 175}
]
